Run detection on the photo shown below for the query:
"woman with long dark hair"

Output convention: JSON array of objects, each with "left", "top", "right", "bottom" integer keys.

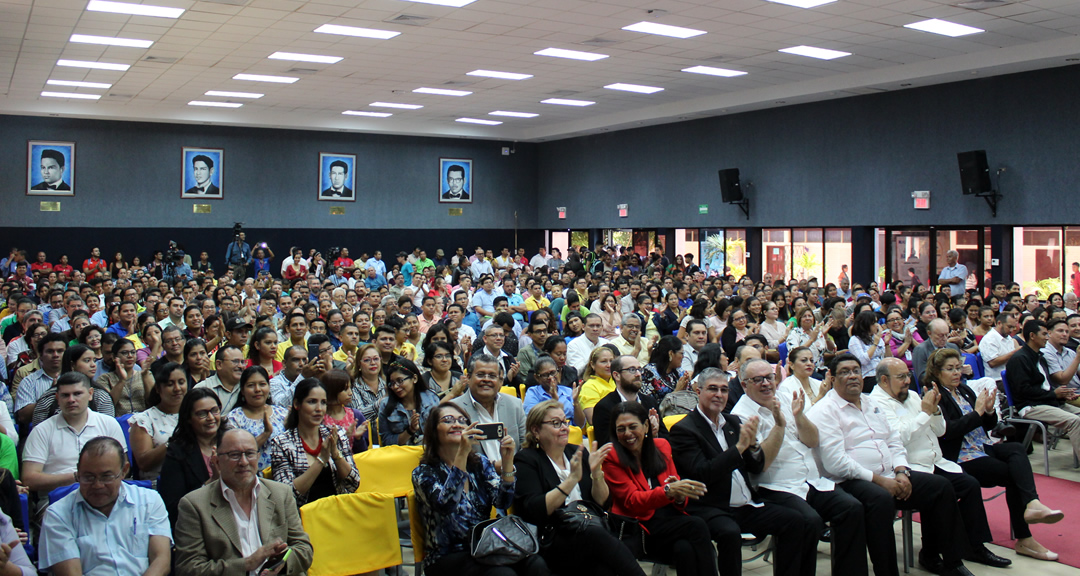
[
  {"left": 422, "top": 341, "right": 462, "bottom": 398},
  {"left": 377, "top": 358, "right": 439, "bottom": 446},
  {"left": 225, "top": 365, "right": 288, "bottom": 471},
  {"left": 245, "top": 326, "right": 281, "bottom": 376},
  {"left": 653, "top": 292, "right": 684, "bottom": 337},
  {"left": 98, "top": 337, "right": 148, "bottom": 415},
  {"left": 181, "top": 338, "right": 213, "bottom": 386},
  {"left": 640, "top": 335, "right": 690, "bottom": 406},
  {"left": 602, "top": 401, "right": 714, "bottom": 576},
  {"left": 129, "top": 361, "right": 187, "bottom": 482},
  {"left": 849, "top": 310, "right": 891, "bottom": 392},
  {"left": 158, "top": 388, "right": 224, "bottom": 526}
]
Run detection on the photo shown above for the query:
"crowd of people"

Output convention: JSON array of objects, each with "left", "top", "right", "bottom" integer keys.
[{"left": 0, "top": 241, "right": 1075, "bottom": 575}]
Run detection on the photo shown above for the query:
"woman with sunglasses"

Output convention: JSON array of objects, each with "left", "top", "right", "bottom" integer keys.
[{"left": 377, "top": 358, "right": 439, "bottom": 446}]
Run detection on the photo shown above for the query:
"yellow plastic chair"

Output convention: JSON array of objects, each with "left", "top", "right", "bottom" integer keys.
[
  {"left": 663, "top": 413, "right": 686, "bottom": 430},
  {"left": 500, "top": 385, "right": 518, "bottom": 398},
  {"left": 568, "top": 426, "right": 583, "bottom": 445},
  {"left": 407, "top": 492, "right": 426, "bottom": 565},
  {"left": 586, "top": 425, "right": 595, "bottom": 446},
  {"left": 262, "top": 466, "right": 272, "bottom": 479},
  {"left": 301, "top": 492, "right": 401, "bottom": 575},
  {"left": 519, "top": 384, "right": 526, "bottom": 398},
  {"left": 352, "top": 445, "right": 424, "bottom": 496}
]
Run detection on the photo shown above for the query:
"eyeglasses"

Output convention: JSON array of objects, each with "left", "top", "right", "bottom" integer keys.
[
  {"left": 542, "top": 419, "right": 569, "bottom": 429},
  {"left": 889, "top": 372, "right": 912, "bottom": 380},
  {"left": 623, "top": 324, "right": 641, "bottom": 331},
  {"left": 472, "top": 371, "right": 500, "bottom": 381},
  {"left": 618, "top": 367, "right": 643, "bottom": 374},
  {"left": 834, "top": 368, "right": 861, "bottom": 379},
  {"left": 76, "top": 472, "right": 121, "bottom": 485},
  {"left": 535, "top": 371, "right": 558, "bottom": 380},
  {"left": 194, "top": 407, "right": 221, "bottom": 420},
  {"left": 220, "top": 450, "right": 259, "bottom": 462},
  {"left": 439, "top": 415, "right": 469, "bottom": 426},
  {"left": 117, "top": 350, "right": 136, "bottom": 357},
  {"left": 432, "top": 354, "right": 453, "bottom": 361},
  {"left": 744, "top": 374, "right": 775, "bottom": 386},
  {"left": 389, "top": 376, "right": 413, "bottom": 389}
]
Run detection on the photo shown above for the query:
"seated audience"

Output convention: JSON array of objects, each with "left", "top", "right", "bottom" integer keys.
[
  {"left": 32, "top": 343, "right": 114, "bottom": 426},
  {"left": 378, "top": 358, "right": 439, "bottom": 446},
  {"left": 158, "top": 388, "right": 223, "bottom": 527},
  {"left": 129, "top": 361, "right": 187, "bottom": 482},
  {"left": 451, "top": 354, "right": 526, "bottom": 473},
  {"left": 592, "top": 355, "right": 666, "bottom": 446},
  {"left": 522, "top": 356, "right": 582, "bottom": 426},
  {"left": 225, "top": 366, "right": 289, "bottom": 471}
]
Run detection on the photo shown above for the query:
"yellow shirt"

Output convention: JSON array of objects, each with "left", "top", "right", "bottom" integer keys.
[
  {"left": 333, "top": 347, "right": 355, "bottom": 364},
  {"left": 579, "top": 376, "right": 615, "bottom": 410},
  {"left": 524, "top": 296, "right": 551, "bottom": 312},
  {"left": 276, "top": 339, "right": 307, "bottom": 361},
  {"left": 394, "top": 342, "right": 416, "bottom": 362}
]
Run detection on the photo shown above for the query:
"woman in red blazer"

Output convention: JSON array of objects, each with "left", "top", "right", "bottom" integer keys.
[{"left": 603, "top": 401, "right": 718, "bottom": 576}]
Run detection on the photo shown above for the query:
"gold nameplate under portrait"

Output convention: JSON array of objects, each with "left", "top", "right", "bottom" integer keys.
[
  {"left": 330, "top": 206, "right": 345, "bottom": 215},
  {"left": 193, "top": 204, "right": 212, "bottom": 214},
  {"left": 448, "top": 208, "right": 463, "bottom": 216},
  {"left": 40, "top": 201, "right": 60, "bottom": 212}
]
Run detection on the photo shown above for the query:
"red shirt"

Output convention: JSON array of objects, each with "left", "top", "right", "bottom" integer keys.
[
  {"left": 53, "top": 264, "right": 73, "bottom": 277},
  {"left": 83, "top": 257, "right": 106, "bottom": 279},
  {"left": 333, "top": 257, "right": 354, "bottom": 269},
  {"left": 602, "top": 438, "right": 687, "bottom": 521},
  {"left": 30, "top": 262, "right": 53, "bottom": 273},
  {"left": 283, "top": 264, "right": 308, "bottom": 281}
]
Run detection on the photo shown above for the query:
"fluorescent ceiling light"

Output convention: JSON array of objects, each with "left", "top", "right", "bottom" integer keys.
[
  {"left": 779, "top": 45, "right": 851, "bottom": 60},
  {"left": 70, "top": 34, "right": 153, "bottom": 48},
  {"left": 399, "top": 0, "right": 477, "bottom": 7},
  {"left": 343, "top": 110, "right": 392, "bottom": 117},
  {"left": 370, "top": 102, "right": 423, "bottom": 109},
  {"left": 47, "top": 79, "right": 111, "bottom": 89},
  {"left": 681, "top": 65, "right": 747, "bottom": 77},
  {"left": 86, "top": 0, "right": 184, "bottom": 18},
  {"left": 57, "top": 59, "right": 130, "bottom": 71},
  {"left": 489, "top": 111, "right": 538, "bottom": 118},
  {"left": 413, "top": 87, "right": 471, "bottom": 96},
  {"left": 314, "top": 24, "right": 400, "bottom": 40},
  {"left": 467, "top": 70, "right": 532, "bottom": 80},
  {"left": 457, "top": 118, "right": 502, "bottom": 125},
  {"left": 189, "top": 100, "right": 243, "bottom": 108},
  {"left": 41, "top": 91, "right": 101, "bottom": 100},
  {"left": 621, "top": 21, "right": 706, "bottom": 39},
  {"left": 268, "top": 52, "right": 343, "bottom": 64},
  {"left": 604, "top": 83, "right": 664, "bottom": 94},
  {"left": 233, "top": 73, "right": 299, "bottom": 84},
  {"left": 534, "top": 48, "right": 608, "bottom": 61},
  {"left": 904, "top": 18, "right": 984, "bottom": 37},
  {"left": 205, "top": 90, "right": 263, "bottom": 99},
  {"left": 765, "top": 0, "right": 837, "bottom": 8},
  {"left": 540, "top": 98, "right": 595, "bottom": 107}
]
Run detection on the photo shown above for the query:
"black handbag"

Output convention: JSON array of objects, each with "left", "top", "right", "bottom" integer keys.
[
  {"left": 470, "top": 515, "right": 540, "bottom": 565},
  {"left": 550, "top": 499, "right": 607, "bottom": 534},
  {"left": 607, "top": 513, "right": 646, "bottom": 558}
]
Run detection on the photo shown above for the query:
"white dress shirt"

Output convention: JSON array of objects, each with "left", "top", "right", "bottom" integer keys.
[
  {"left": 221, "top": 479, "right": 263, "bottom": 576},
  {"left": 979, "top": 328, "right": 1016, "bottom": 382},
  {"left": 696, "top": 407, "right": 761, "bottom": 508},
  {"left": 805, "top": 389, "right": 910, "bottom": 483},
  {"left": 869, "top": 387, "right": 961, "bottom": 474},
  {"left": 566, "top": 335, "right": 610, "bottom": 374},
  {"left": 731, "top": 394, "right": 833, "bottom": 499}
]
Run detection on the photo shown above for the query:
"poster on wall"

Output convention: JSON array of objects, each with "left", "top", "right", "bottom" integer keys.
[
  {"left": 439, "top": 157, "right": 472, "bottom": 203},
  {"left": 318, "top": 152, "right": 356, "bottom": 202},
  {"left": 181, "top": 147, "right": 224, "bottom": 199},
  {"left": 27, "top": 141, "right": 75, "bottom": 196}
]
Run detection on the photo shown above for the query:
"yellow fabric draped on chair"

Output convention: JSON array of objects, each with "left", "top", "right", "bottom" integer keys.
[
  {"left": 352, "top": 444, "right": 424, "bottom": 496},
  {"left": 301, "top": 492, "right": 401, "bottom": 575}
]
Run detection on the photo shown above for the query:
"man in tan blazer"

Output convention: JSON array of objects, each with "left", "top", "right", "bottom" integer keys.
[{"left": 173, "top": 429, "right": 313, "bottom": 576}]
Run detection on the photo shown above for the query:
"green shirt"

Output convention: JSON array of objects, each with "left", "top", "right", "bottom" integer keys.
[{"left": 415, "top": 258, "right": 436, "bottom": 274}]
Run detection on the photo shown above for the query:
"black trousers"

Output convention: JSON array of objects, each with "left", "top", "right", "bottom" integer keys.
[
  {"left": 759, "top": 486, "right": 868, "bottom": 576},
  {"left": 687, "top": 501, "right": 817, "bottom": 576},
  {"left": 642, "top": 506, "right": 718, "bottom": 576},
  {"left": 841, "top": 471, "right": 967, "bottom": 576},
  {"left": 960, "top": 441, "right": 1039, "bottom": 539},
  {"left": 932, "top": 466, "right": 993, "bottom": 548},
  {"left": 427, "top": 551, "right": 549, "bottom": 576},
  {"left": 542, "top": 523, "right": 646, "bottom": 576}
]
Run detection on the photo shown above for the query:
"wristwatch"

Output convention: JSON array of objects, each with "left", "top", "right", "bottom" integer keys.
[{"left": 895, "top": 468, "right": 911, "bottom": 478}]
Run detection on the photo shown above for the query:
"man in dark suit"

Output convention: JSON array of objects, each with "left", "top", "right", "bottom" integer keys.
[
  {"left": 441, "top": 164, "right": 470, "bottom": 201},
  {"left": 31, "top": 149, "right": 70, "bottom": 191},
  {"left": 320, "top": 159, "right": 353, "bottom": 198},
  {"left": 592, "top": 355, "right": 668, "bottom": 445},
  {"left": 173, "top": 429, "right": 313, "bottom": 576},
  {"left": 670, "top": 367, "right": 818, "bottom": 576},
  {"left": 184, "top": 154, "right": 220, "bottom": 196}
]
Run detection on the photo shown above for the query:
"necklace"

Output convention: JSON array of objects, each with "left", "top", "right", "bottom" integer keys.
[{"left": 301, "top": 433, "right": 322, "bottom": 457}]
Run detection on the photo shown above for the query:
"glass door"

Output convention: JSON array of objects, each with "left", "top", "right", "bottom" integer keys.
[{"left": 890, "top": 230, "right": 931, "bottom": 290}]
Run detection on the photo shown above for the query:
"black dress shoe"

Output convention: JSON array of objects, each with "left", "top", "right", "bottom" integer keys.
[
  {"left": 990, "top": 421, "right": 1016, "bottom": 438},
  {"left": 919, "top": 550, "right": 944, "bottom": 574},
  {"left": 967, "top": 546, "right": 1012, "bottom": 568},
  {"left": 939, "top": 564, "right": 976, "bottom": 576},
  {"left": 820, "top": 528, "right": 832, "bottom": 543}
]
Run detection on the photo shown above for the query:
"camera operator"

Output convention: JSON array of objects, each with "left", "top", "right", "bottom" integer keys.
[
  {"left": 162, "top": 245, "right": 191, "bottom": 286},
  {"left": 225, "top": 230, "right": 251, "bottom": 280}
]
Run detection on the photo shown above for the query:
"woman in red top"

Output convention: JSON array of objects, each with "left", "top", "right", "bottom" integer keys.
[
  {"left": 602, "top": 401, "right": 716, "bottom": 576},
  {"left": 53, "top": 254, "right": 74, "bottom": 278}
]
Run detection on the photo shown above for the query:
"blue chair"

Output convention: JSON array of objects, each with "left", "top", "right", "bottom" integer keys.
[
  {"left": 777, "top": 342, "right": 788, "bottom": 367},
  {"left": 18, "top": 493, "right": 34, "bottom": 561},
  {"left": 1000, "top": 371, "right": 1050, "bottom": 476},
  {"left": 116, "top": 414, "right": 135, "bottom": 467},
  {"left": 48, "top": 479, "right": 153, "bottom": 505},
  {"left": 963, "top": 353, "right": 983, "bottom": 380}
]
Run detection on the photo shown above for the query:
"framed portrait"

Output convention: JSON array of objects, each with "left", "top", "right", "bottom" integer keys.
[
  {"left": 27, "top": 141, "right": 75, "bottom": 196},
  {"left": 181, "top": 147, "right": 224, "bottom": 199},
  {"left": 439, "top": 157, "right": 472, "bottom": 203},
  {"left": 318, "top": 152, "right": 356, "bottom": 202}
]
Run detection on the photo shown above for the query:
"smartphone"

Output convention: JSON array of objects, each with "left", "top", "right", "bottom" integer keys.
[
  {"left": 475, "top": 422, "right": 505, "bottom": 440},
  {"left": 262, "top": 548, "right": 291, "bottom": 573},
  {"left": 308, "top": 345, "right": 321, "bottom": 363}
]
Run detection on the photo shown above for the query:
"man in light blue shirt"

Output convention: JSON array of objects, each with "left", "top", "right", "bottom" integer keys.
[
  {"left": 364, "top": 251, "right": 387, "bottom": 278},
  {"left": 471, "top": 275, "right": 498, "bottom": 323},
  {"left": 40, "top": 436, "right": 172, "bottom": 576},
  {"left": 937, "top": 250, "right": 968, "bottom": 297}
]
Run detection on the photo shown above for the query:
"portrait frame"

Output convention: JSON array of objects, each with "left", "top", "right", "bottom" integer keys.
[
  {"left": 181, "top": 147, "right": 224, "bottom": 199},
  {"left": 27, "top": 140, "right": 75, "bottom": 196},
  {"left": 318, "top": 152, "right": 357, "bottom": 202},
  {"left": 439, "top": 157, "right": 473, "bottom": 204}
]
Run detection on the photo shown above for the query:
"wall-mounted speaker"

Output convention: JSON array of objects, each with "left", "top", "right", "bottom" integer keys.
[
  {"left": 719, "top": 168, "right": 742, "bottom": 203},
  {"left": 957, "top": 150, "right": 991, "bottom": 195}
]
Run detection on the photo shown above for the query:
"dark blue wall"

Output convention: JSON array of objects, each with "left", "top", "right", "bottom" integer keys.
[{"left": 537, "top": 64, "right": 1080, "bottom": 229}]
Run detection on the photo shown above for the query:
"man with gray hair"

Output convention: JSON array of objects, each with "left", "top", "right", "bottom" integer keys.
[
  {"left": 911, "top": 318, "right": 965, "bottom": 383},
  {"left": 937, "top": 250, "right": 968, "bottom": 297},
  {"left": 566, "top": 313, "right": 610, "bottom": 373},
  {"left": 451, "top": 353, "right": 525, "bottom": 473},
  {"left": 610, "top": 313, "right": 651, "bottom": 365}
]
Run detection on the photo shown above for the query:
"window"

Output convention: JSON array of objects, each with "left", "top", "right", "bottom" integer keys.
[
  {"left": 1014, "top": 227, "right": 1062, "bottom": 299},
  {"left": 792, "top": 228, "right": 823, "bottom": 283}
]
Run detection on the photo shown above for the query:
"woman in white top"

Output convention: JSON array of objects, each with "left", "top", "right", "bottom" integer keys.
[
  {"left": 784, "top": 306, "right": 834, "bottom": 373},
  {"left": 777, "top": 346, "right": 829, "bottom": 408},
  {"left": 129, "top": 361, "right": 186, "bottom": 482},
  {"left": 707, "top": 299, "right": 731, "bottom": 343},
  {"left": 758, "top": 301, "right": 789, "bottom": 350},
  {"left": 847, "top": 310, "right": 892, "bottom": 393}
]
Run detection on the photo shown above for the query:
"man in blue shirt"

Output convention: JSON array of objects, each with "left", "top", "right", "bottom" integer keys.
[
  {"left": 224, "top": 232, "right": 251, "bottom": 281},
  {"left": 363, "top": 267, "right": 387, "bottom": 291},
  {"left": 40, "top": 436, "right": 172, "bottom": 575},
  {"left": 397, "top": 252, "right": 414, "bottom": 286},
  {"left": 364, "top": 250, "right": 387, "bottom": 278},
  {"left": 937, "top": 250, "right": 968, "bottom": 297}
]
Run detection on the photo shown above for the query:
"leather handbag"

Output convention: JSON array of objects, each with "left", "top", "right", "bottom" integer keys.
[
  {"left": 608, "top": 512, "right": 646, "bottom": 558},
  {"left": 550, "top": 499, "right": 607, "bottom": 534},
  {"left": 470, "top": 515, "right": 540, "bottom": 565}
]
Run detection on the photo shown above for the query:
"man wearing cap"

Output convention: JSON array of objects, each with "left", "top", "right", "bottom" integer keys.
[{"left": 213, "top": 318, "right": 252, "bottom": 370}]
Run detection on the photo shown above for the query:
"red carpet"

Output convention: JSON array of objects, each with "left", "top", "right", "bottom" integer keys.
[{"left": 982, "top": 474, "right": 1080, "bottom": 568}]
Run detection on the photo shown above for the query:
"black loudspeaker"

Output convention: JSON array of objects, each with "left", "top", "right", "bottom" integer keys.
[
  {"left": 957, "top": 150, "right": 991, "bottom": 195},
  {"left": 719, "top": 168, "right": 742, "bottom": 203}
]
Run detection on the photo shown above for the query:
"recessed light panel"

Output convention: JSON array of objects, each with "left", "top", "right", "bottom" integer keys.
[
  {"left": 413, "top": 87, "right": 472, "bottom": 96},
  {"left": 540, "top": 98, "right": 595, "bottom": 107},
  {"left": 344, "top": 110, "right": 393, "bottom": 117},
  {"left": 766, "top": 0, "right": 837, "bottom": 8},
  {"left": 314, "top": 24, "right": 400, "bottom": 40},
  {"left": 70, "top": 34, "right": 153, "bottom": 48},
  {"left": 268, "top": 52, "right": 343, "bottom": 64},
  {"left": 621, "top": 21, "right": 706, "bottom": 38},
  {"left": 86, "top": 0, "right": 184, "bottom": 18},
  {"left": 370, "top": 102, "right": 423, "bottom": 109},
  {"left": 189, "top": 101, "right": 243, "bottom": 108},
  {"left": 233, "top": 73, "right": 299, "bottom": 83},
  {"left": 779, "top": 45, "right": 851, "bottom": 60},
  {"left": 681, "top": 65, "right": 747, "bottom": 77},
  {"left": 205, "top": 90, "right": 263, "bottom": 99},
  {"left": 400, "top": 0, "right": 477, "bottom": 7},
  {"left": 57, "top": 59, "right": 130, "bottom": 71},
  {"left": 457, "top": 118, "right": 502, "bottom": 125},
  {"left": 904, "top": 18, "right": 984, "bottom": 37},
  {"left": 534, "top": 48, "right": 609, "bottom": 61},
  {"left": 489, "top": 111, "right": 539, "bottom": 118},
  {"left": 466, "top": 70, "right": 533, "bottom": 80},
  {"left": 47, "top": 79, "right": 112, "bottom": 89},
  {"left": 604, "top": 83, "right": 664, "bottom": 94},
  {"left": 41, "top": 91, "right": 101, "bottom": 99}
]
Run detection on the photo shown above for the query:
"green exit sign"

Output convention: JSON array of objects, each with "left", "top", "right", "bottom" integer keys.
[{"left": 698, "top": 204, "right": 708, "bottom": 214}]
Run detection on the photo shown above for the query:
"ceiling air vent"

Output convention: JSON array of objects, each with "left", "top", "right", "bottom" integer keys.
[
  {"left": 142, "top": 55, "right": 178, "bottom": 64},
  {"left": 581, "top": 37, "right": 617, "bottom": 46},
  {"left": 956, "top": 0, "right": 1010, "bottom": 9},
  {"left": 287, "top": 67, "right": 320, "bottom": 74},
  {"left": 200, "top": 0, "right": 249, "bottom": 5},
  {"left": 547, "top": 89, "right": 580, "bottom": 97},
  {"left": 442, "top": 80, "right": 474, "bottom": 86},
  {"left": 385, "top": 14, "right": 432, "bottom": 26}
]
